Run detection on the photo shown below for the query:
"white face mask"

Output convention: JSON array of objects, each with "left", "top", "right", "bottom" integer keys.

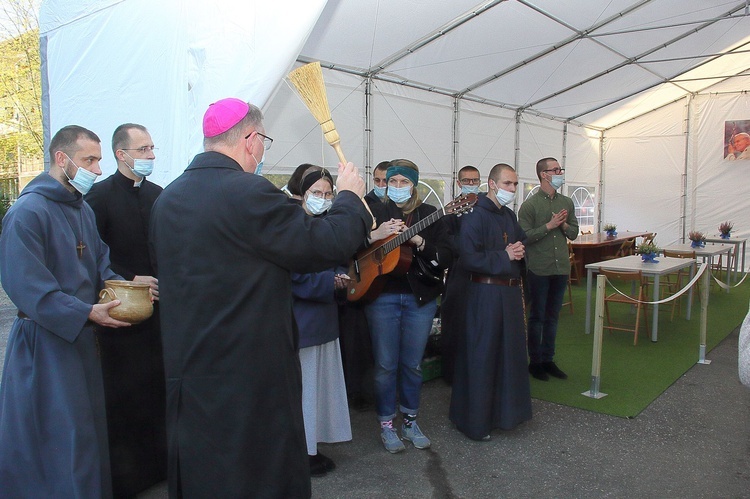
[
  {"left": 373, "top": 185, "right": 386, "bottom": 198},
  {"left": 494, "top": 187, "right": 516, "bottom": 207},
  {"left": 62, "top": 154, "right": 98, "bottom": 195},
  {"left": 124, "top": 152, "right": 154, "bottom": 177},
  {"left": 549, "top": 174, "right": 564, "bottom": 189},
  {"left": 305, "top": 193, "right": 332, "bottom": 215},
  {"left": 461, "top": 185, "right": 480, "bottom": 195},
  {"left": 387, "top": 185, "right": 412, "bottom": 204}
]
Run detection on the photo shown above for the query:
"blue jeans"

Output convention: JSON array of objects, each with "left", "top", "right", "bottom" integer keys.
[
  {"left": 525, "top": 271, "right": 568, "bottom": 364},
  {"left": 365, "top": 293, "right": 437, "bottom": 422}
]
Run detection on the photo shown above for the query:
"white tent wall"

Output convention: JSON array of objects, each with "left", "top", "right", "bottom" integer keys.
[
  {"left": 263, "top": 70, "right": 366, "bottom": 177},
  {"left": 369, "top": 82, "right": 455, "bottom": 187},
  {"left": 602, "top": 77, "right": 750, "bottom": 270},
  {"left": 564, "top": 125, "right": 602, "bottom": 233},
  {"left": 565, "top": 125, "right": 602, "bottom": 186},
  {"left": 456, "top": 101, "right": 516, "bottom": 183},
  {"left": 36, "top": 0, "right": 750, "bottom": 273},
  {"left": 517, "top": 114, "right": 565, "bottom": 180},
  {"left": 265, "top": 71, "right": 460, "bottom": 201},
  {"left": 265, "top": 66, "right": 602, "bottom": 211},
  {"left": 39, "top": 0, "right": 327, "bottom": 184},
  {"left": 690, "top": 89, "right": 750, "bottom": 270},
  {"left": 40, "top": 0, "right": 188, "bottom": 188},
  {"left": 602, "top": 99, "right": 687, "bottom": 247}
]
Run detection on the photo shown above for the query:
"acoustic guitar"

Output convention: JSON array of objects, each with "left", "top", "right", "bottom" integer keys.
[{"left": 345, "top": 193, "right": 477, "bottom": 302}]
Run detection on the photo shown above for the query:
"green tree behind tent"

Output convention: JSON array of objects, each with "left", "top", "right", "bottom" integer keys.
[{"left": 0, "top": 0, "right": 43, "bottom": 200}]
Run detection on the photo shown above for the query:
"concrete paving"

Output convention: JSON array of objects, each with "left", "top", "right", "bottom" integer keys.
[{"left": 1, "top": 288, "right": 748, "bottom": 498}]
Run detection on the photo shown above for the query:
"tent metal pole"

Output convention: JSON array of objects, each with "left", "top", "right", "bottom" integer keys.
[
  {"left": 364, "top": 77, "right": 373, "bottom": 189},
  {"left": 452, "top": 97, "right": 460, "bottom": 199},
  {"left": 681, "top": 94, "right": 692, "bottom": 242},
  {"left": 597, "top": 133, "right": 604, "bottom": 232},
  {"left": 562, "top": 122, "right": 568, "bottom": 170},
  {"left": 40, "top": 34, "right": 51, "bottom": 171},
  {"left": 514, "top": 110, "right": 521, "bottom": 194}
]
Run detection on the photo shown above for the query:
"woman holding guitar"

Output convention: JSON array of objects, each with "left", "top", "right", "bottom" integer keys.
[{"left": 364, "top": 159, "right": 453, "bottom": 454}]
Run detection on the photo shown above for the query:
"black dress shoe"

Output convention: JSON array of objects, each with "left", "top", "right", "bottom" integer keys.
[
  {"left": 316, "top": 452, "right": 336, "bottom": 472},
  {"left": 529, "top": 363, "right": 549, "bottom": 381},
  {"left": 309, "top": 455, "right": 327, "bottom": 477},
  {"left": 542, "top": 361, "right": 568, "bottom": 380}
]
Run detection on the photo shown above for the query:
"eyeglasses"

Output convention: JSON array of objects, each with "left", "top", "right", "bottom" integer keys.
[
  {"left": 245, "top": 131, "right": 273, "bottom": 151},
  {"left": 309, "top": 190, "right": 334, "bottom": 200},
  {"left": 543, "top": 168, "right": 565, "bottom": 174},
  {"left": 459, "top": 178, "right": 481, "bottom": 185},
  {"left": 121, "top": 146, "right": 157, "bottom": 154}
]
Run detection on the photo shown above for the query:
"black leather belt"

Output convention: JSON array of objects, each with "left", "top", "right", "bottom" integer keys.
[{"left": 470, "top": 274, "right": 521, "bottom": 287}]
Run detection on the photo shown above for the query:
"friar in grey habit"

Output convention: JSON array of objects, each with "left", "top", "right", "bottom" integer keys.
[{"left": 0, "top": 125, "right": 130, "bottom": 497}]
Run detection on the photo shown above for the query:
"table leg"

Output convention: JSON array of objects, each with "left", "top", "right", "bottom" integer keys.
[
  {"left": 698, "top": 262, "right": 711, "bottom": 364},
  {"left": 724, "top": 249, "right": 731, "bottom": 293},
  {"left": 741, "top": 240, "right": 746, "bottom": 276},
  {"left": 686, "top": 263, "right": 694, "bottom": 321},
  {"left": 585, "top": 268, "right": 593, "bottom": 335},
  {"left": 651, "top": 275, "right": 660, "bottom": 342}
]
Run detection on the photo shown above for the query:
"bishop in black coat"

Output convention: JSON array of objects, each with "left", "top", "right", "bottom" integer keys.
[{"left": 151, "top": 144, "right": 371, "bottom": 497}]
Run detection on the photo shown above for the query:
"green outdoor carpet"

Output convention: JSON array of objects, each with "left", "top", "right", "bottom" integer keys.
[{"left": 529, "top": 276, "right": 750, "bottom": 418}]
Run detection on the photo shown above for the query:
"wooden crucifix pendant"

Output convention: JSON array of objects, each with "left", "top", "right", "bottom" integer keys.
[
  {"left": 503, "top": 232, "right": 508, "bottom": 244},
  {"left": 77, "top": 241, "right": 86, "bottom": 258}
]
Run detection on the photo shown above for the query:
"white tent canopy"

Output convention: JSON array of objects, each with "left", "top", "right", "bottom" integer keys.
[{"left": 39, "top": 0, "right": 750, "bottom": 265}]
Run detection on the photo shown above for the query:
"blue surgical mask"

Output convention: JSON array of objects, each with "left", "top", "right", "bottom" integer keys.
[
  {"left": 373, "top": 185, "right": 386, "bottom": 198},
  {"left": 387, "top": 185, "right": 412, "bottom": 204},
  {"left": 255, "top": 150, "right": 265, "bottom": 176},
  {"left": 63, "top": 154, "right": 98, "bottom": 195},
  {"left": 125, "top": 153, "right": 154, "bottom": 177},
  {"left": 461, "top": 185, "right": 480, "bottom": 195},
  {"left": 550, "top": 174, "right": 564, "bottom": 189},
  {"left": 494, "top": 188, "right": 516, "bottom": 207},
  {"left": 305, "top": 193, "right": 332, "bottom": 215}
]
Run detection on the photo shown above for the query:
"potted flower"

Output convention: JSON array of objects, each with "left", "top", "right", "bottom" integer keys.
[
  {"left": 719, "top": 221, "right": 733, "bottom": 239},
  {"left": 603, "top": 223, "right": 617, "bottom": 237},
  {"left": 688, "top": 230, "right": 706, "bottom": 248},
  {"left": 636, "top": 241, "right": 661, "bottom": 263}
]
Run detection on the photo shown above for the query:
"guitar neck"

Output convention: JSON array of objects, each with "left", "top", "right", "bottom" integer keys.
[{"left": 382, "top": 210, "right": 443, "bottom": 254}]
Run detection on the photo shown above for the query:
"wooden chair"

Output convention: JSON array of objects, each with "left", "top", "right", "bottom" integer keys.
[
  {"left": 604, "top": 239, "right": 634, "bottom": 260},
  {"left": 561, "top": 277, "right": 574, "bottom": 314},
  {"left": 559, "top": 241, "right": 582, "bottom": 314},
  {"left": 662, "top": 249, "right": 698, "bottom": 321},
  {"left": 600, "top": 269, "right": 649, "bottom": 346},
  {"left": 635, "top": 232, "right": 656, "bottom": 252},
  {"left": 708, "top": 248, "right": 729, "bottom": 291},
  {"left": 568, "top": 241, "right": 582, "bottom": 284}
]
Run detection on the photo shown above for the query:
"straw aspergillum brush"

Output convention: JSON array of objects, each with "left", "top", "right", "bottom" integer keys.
[
  {"left": 288, "top": 61, "right": 375, "bottom": 228},
  {"left": 288, "top": 61, "right": 348, "bottom": 164}
]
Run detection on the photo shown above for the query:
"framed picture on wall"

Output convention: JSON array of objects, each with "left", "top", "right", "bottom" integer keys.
[{"left": 724, "top": 120, "right": 750, "bottom": 161}]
